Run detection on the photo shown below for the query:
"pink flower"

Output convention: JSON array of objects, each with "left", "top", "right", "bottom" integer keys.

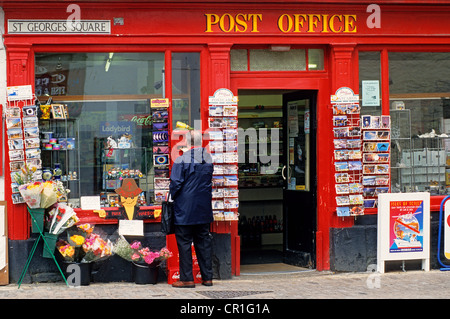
[
  {"left": 131, "top": 253, "right": 141, "bottom": 261},
  {"left": 130, "top": 241, "right": 141, "bottom": 249},
  {"left": 144, "top": 251, "right": 160, "bottom": 264}
]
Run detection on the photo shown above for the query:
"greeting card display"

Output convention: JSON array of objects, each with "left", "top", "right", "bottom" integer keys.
[
  {"left": 331, "top": 87, "right": 364, "bottom": 217},
  {"left": 151, "top": 99, "right": 170, "bottom": 204},
  {"left": 361, "top": 115, "right": 391, "bottom": 210},
  {"left": 208, "top": 89, "right": 239, "bottom": 221}
]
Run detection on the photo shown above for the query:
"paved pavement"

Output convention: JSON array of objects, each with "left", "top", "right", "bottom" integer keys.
[{"left": 1, "top": 268, "right": 450, "bottom": 300}]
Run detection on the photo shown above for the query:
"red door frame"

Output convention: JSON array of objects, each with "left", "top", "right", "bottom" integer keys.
[{"left": 231, "top": 75, "right": 332, "bottom": 271}]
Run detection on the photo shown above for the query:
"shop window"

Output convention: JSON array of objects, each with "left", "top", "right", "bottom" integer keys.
[
  {"left": 358, "top": 51, "right": 381, "bottom": 115},
  {"left": 230, "top": 48, "right": 324, "bottom": 72},
  {"left": 388, "top": 52, "right": 450, "bottom": 194},
  {"left": 35, "top": 52, "right": 167, "bottom": 208},
  {"left": 171, "top": 52, "right": 201, "bottom": 129}
]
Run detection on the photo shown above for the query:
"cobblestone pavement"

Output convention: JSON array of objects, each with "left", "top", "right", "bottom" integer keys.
[{"left": 1, "top": 269, "right": 450, "bottom": 300}]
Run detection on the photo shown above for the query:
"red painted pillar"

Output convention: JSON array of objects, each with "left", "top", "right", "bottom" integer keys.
[{"left": 6, "top": 45, "right": 33, "bottom": 240}]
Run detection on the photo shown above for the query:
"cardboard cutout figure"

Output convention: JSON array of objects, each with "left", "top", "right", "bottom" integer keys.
[{"left": 115, "top": 178, "right": 142, "bottom": 220}]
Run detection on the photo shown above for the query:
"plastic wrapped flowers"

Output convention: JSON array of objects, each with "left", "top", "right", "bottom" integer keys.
[
  {"left": 56, "top": 223, "right": 114, "bottom": 263},
  {"left": 47, "top": 203, "right": 79, "bottom": 235},
  {"left": 17, "top": 179, "right": 70, "bottom": 209},
  {"left": 113, "top": 236, "right": 172, "bottom": 266}
]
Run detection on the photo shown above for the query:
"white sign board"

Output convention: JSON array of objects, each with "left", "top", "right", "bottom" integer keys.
[
  {"left": 119, "top": 220, "right": 144, "bottom": 237},
  {"left": 377, "top": 192, "right": 430, "bottom": 273},
  {"left": 361, "top": 80, "right": 380, "bottom": 107},
  {"left": 8, "top": 19, "right": 111, "bottom": 34},
  {"left": 80, "top": 196, "right": 101, "bottom": 211}
]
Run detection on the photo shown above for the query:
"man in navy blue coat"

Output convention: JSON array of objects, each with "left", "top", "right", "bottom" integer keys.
[{"left": 169, "top": 131, "right": 214, "bottom": 288}]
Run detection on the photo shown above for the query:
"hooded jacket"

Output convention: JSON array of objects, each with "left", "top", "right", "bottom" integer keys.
[{"left": 169, "top": 147, "right": 214, "bottom": 225}]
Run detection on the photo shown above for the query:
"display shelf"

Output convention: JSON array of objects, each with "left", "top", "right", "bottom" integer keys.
[{"left": 39, "top": 117, "right": 81, "bottom": 200}]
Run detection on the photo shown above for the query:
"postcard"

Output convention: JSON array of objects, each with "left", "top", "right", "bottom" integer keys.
[
  {"left": 349, "top": 183, "right": 363, "bottom": 193},
  {"left": 212, "top": 176, "right": 224, "bottom": 186},
  {"left": 362, "top": 115, "right": 371, "bottom": 129},
  {"left": 381, "top": 115, "right": 391, "bottom": 129},
  {"left": 212, "top": 200, "right": 224, "bottom": 210},
  {"left": 224, "top": 141, "right": 238, "bottom": 152},
  {"left": 213, "top": 165, "right": 224, "bottom": 175},
  {"left": 363, "top": 187, "right": 376, "bottom": 197},
  {"left": 364, "top": 199, "right": 377, "bottom": 208},
  {"left": 212, "top": 188, "right": 224, "bottom": 198},
  {"left": 347, "top": 104, "right": 360, "bottom": 114},
  {"left": 333, "top": 127, "right": 349, "bottom": 138},
  {"left": 376, "top": 164, "right": 389, "bottom": 174},
  {"left": 223, "top": 188, "right": 239, "bottom": 197},
  {"left": 363, "top": 131, "right": 378, "bottom": 140},
  {"left": 375, "top": 175, "right": 389, "bottom": 185},
  {"left": 211, "top": 153, "right": 224, "bottom": 163},
  {"left": 363, "top": 142, "right": 377, "bottom": 152},
  {"left": 153, "top": 154, "right": 169, "bottom": 166},
  {"left": 335, "top": 184, "right": 349, "bottom": 194},
  {"left": 6, "top": 118, "right": 21, "bottom": 129},
  {"left": 337, "top": 206, "right": 350, "bottom": 217},
  {"left": 348, "top": 161, "right": 362, "bottom": 171},
  {"left": 208, "top": 130, "right": 223, "bottom": 140},
  {"left": 349, "top": 194, "right": 364, "bottom": 205},
  {"left": 374, "top": 187, "right": 389, "bottom": 195},
  {"left": 5, "top": 107, "right": 20, "bottom": 118},
  {"left": 10, "top": 160, "right": 24, "bottom": 171},
  {"left": 209, "top": 105, "right": 223, "bottom": 117},
  {"left": 348, "top": 126, "right": 361, "bottom": 137},
  {"left": 350, "top": 206, "right": 364, "bottom": 216},
  {"left": 376, "top": 142, "right": 390, "bottom": 152},
  {"left": 333, "top": 115, "right": 347, "bottom": 127},
  {"left": 224, "top": 198, "right": 239, "bottom": 209},
  {"left": 23, "top": 116, "right": 38, "bottom": 128},
  {"left": 209, "top": 118, "right": 223, "bottom": 128},
  {"left": 7, "top": 128, "right": 23, "bottom": 139},
  {"left": 24, "top": 126, "right": 39, "bottom": 138},
  {"left": 363, "top": 153, "right": 379, "bottom": 163},
  {"left": 335, "top": 162, "right": 349, "bottom": 172},
  {"left": 335, "top": 173, "right": 350, "bottom": 183},
  {"left": 154, "top": 178, "right": 170, "bottom": 190},
  {"left": 223, "top": 165, "right": 238, "bottom": 174},
  {"left": 362, "top": 175, "right": 376, "bottom": 186},
  {"left": 348, "top": 150, "right": 362, "bottom": 160},
  {"left": 24, "top": 138, "right": 40, "bottom": 149},
  {"left": 8, "top": 138, "right": 23, "bottom": 150},
  {"left": 223, "top": 118, "right": 238, "bottom": 128},
  {"left": 223, "top": 105, "right": 237, "bottom": 116},
  {"left": 224, "top": 153, "right": 238, "bottom": 163},
  {"left": 224, "top": 175, "right": 238, "bottom": 186},
  {"left": 333, "top": 139, "right": 347, "bottom": 149},
  {"left": 223, "top": 129, "right": 238, "bottom": 140},
  {"left": 336, "top": 196, "right": 350, "bottom": 206},
  {"left": 347, "top": 140, "right": 361, "bottom": 149},
  {"left": 209, "top": 141, "right": 224, "bottom": 152},
  {"left": 377, "top": 131, "right": 390, "bottom": 140},
  {"left": 25, "top": 148, "right": 40, "bottom": 159},
  {"left": 9, "top": 149, "right": 24, "bottom": 161},
  {"left": 332, "top": 104, "right": 347, "bottom": 115},
  {"left": 23, "top": 106, "right": 37, "bottom": 117},
  {"left": 334, "top": 150, "right": 349, "bottom": 161}
]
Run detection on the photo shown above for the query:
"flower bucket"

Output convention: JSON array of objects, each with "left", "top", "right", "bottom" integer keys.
[
  {"left": 28, "top": 208, "right": 45, "bottom": 234},
  {"left": 132, "top": 261, "right": 158, "bottom": 285},
  {"left": 62, "top": 261, "right": 92, "bottom": 286},
  {"left": 42, "top": 232, "right": 58, "bottom": 258}
]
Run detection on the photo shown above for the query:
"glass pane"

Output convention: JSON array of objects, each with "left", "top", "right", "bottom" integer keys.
[
  {"left": 230, "top": 49, "right": 248, "bottom": 71},
  {"left": 358, "top": 51, "right": 381, "bottom": 115},
  {"left": 35, "top": 53, "right": 166, "bottom": 209},
  {"left": 389, "top": 52, "right": 450, "bottom": 94},
  {"left": 172, "top": 53, "right": 201, "bottom": 130},
  {"left": 308, "top": 49, "right": 324, "bottom": 70},
  {"left": 249, "top": 49, "right": 306, "bottom": 71},
  {"left": 389, "top": 52, "right": 450, "bottom": 195},
  {"left": 287, "top": 99, "right": 310, "bottom": 191},
  {"left": 35, "top": 52, "right": 164, "bottom": 97}
]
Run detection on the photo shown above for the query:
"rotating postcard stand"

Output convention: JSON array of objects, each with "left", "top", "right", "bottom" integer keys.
[{"left": 17, "top": 208, "right": 68, "bottom": 288}]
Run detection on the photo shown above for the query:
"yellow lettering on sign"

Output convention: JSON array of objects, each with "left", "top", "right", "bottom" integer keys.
[
  {"left": 205, "top": 13, "right": 262, "bottom": 33},
  {"left": 206, "top": 13, "right": 357, "bottom": 33}
]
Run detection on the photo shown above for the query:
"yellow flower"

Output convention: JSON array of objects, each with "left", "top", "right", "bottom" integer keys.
[{"left": 70, "top": 235, "right": 85, "bottom": 246}]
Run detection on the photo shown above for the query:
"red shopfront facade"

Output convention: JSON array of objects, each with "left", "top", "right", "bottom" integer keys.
[{"left": 3, "top": 0, "right": 450, "bottom": 276}]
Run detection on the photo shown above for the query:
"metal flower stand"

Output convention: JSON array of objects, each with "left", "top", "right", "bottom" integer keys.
[{"left": 17, "top": 208, "right": 68, "bottom": 288}]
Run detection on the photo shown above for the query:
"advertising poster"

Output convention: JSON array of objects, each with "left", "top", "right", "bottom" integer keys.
[{"left": 389, "top": 200, "right": 424, "bottom": 253}]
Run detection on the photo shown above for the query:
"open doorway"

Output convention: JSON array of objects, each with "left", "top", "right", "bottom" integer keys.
[{"left": 238, "top": 89, "right": 317, "bottom": 271}]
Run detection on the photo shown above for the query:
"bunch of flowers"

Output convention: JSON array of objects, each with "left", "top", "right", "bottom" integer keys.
[
  {"left": 47, "top": 203, "right": 79, "bottom": 235},
  {"left": 113, "top": 236, "right": 172, "bottom": 265},
  {"left": 56, "top": 223, "right": 113, "bottom": 263},
  {"left": 130, "top": 241, "right": 172, "bottom": 265},
  {"left": 16, "top": 172, "right": 70, "bottom": 209}
]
